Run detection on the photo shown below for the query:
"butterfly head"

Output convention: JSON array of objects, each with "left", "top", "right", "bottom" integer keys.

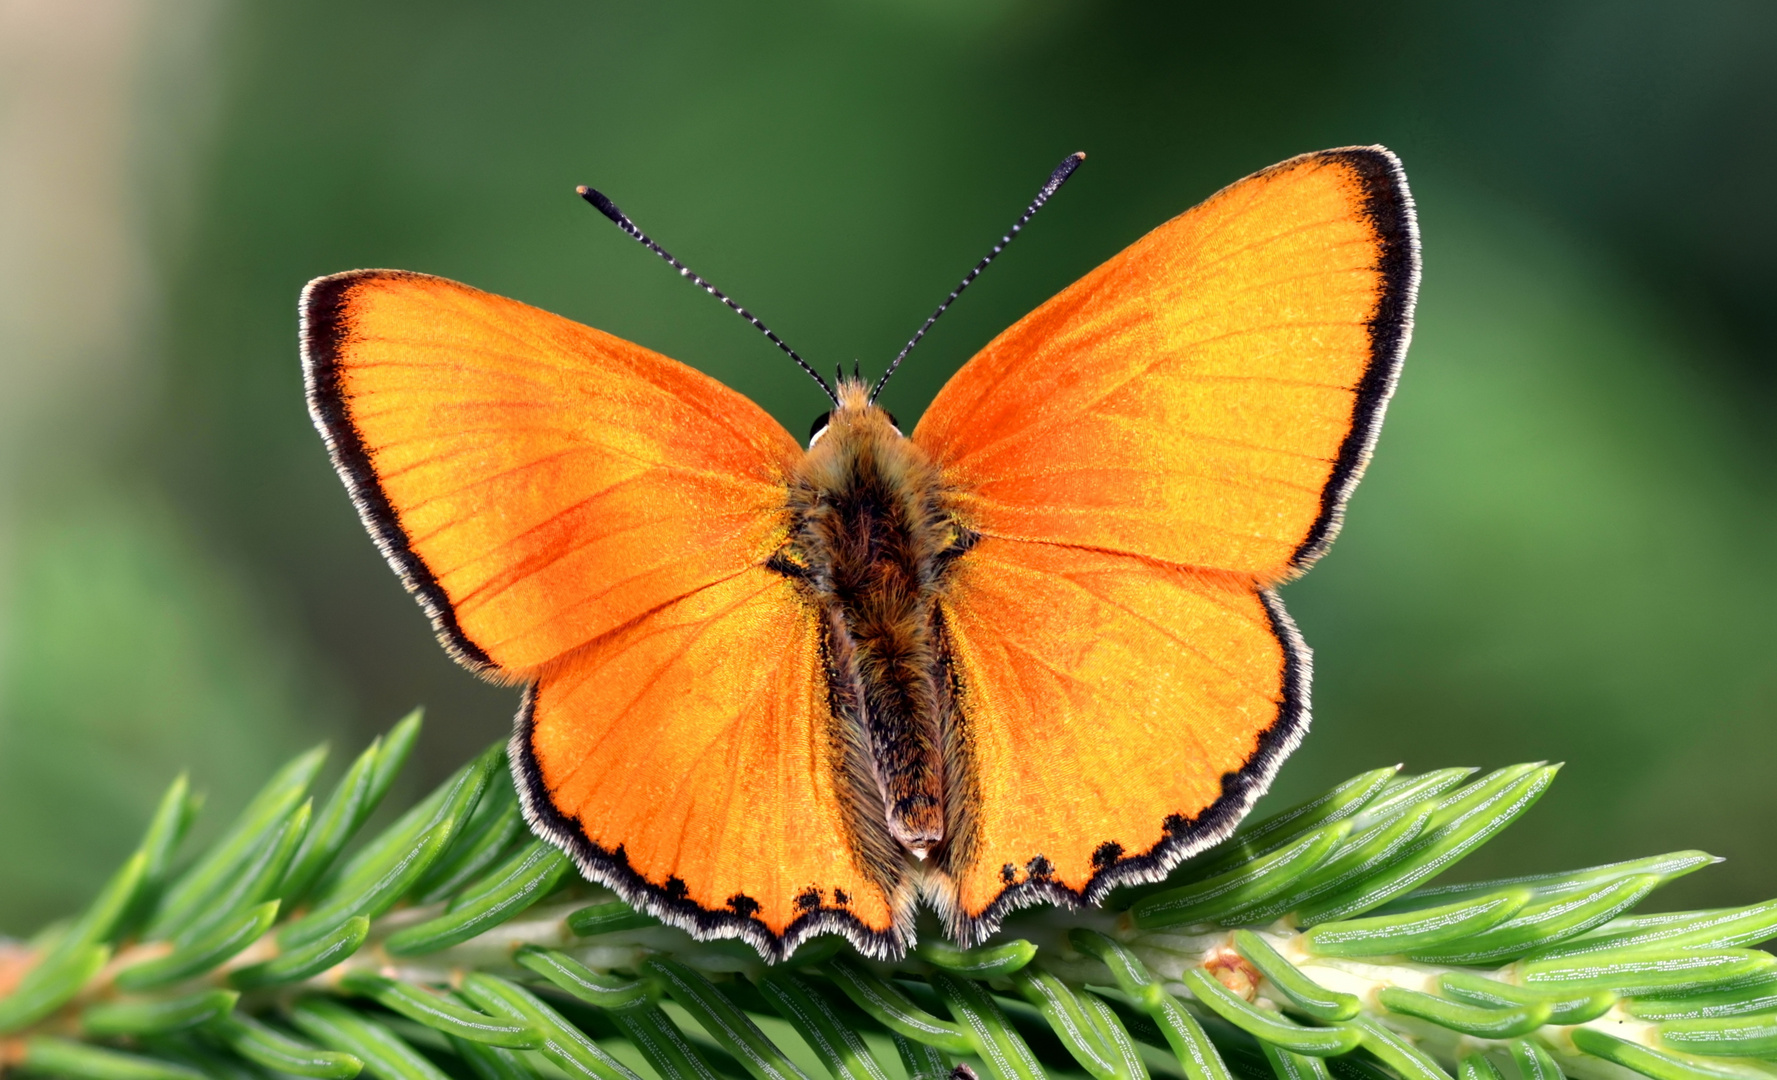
[{"left": 807, "top": 377, "right": 901, "bottom": 450}]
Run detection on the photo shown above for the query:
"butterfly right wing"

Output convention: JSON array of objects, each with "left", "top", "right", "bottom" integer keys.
[
  {"left": 932, "top": 537, "right": 1303, "bottom": 942},
  {"left": 913, "top": 148, "right": 1417, "bottom": 942},
  {"left": 914, "top": 147, "right": 1416, "bottom": 581}
]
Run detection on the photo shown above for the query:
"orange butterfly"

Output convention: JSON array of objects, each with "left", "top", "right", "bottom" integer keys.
[{"left": 301, "top": 147, "right": 1418, "bottom": 960}]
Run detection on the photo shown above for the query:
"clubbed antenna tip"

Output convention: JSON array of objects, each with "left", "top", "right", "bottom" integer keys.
[
  {"left": 870, "top": 151, "right": 1088, "bottom": 404},
  {"left": 575, "top": 184, "right": 838, "bottom": 405}
]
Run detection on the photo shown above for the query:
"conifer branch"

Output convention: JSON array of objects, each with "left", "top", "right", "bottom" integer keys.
[{"left": 4, "top": 715, "right": 1775, "bottom": 1080}]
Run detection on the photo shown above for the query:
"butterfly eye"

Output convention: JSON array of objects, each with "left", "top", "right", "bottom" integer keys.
[
  {"left": 807, "top": 411, "right": 832, "bottom": 447},
  {"left": 884, "top": 411, "right": 901, "bottom": 435}
]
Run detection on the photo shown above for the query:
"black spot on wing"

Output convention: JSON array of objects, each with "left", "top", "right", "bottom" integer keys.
[{"left": 1091, "top": 842, "right": 1124, "bottom": 869}]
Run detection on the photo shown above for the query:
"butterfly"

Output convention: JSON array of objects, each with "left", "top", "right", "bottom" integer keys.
[{"left": 301, "top": 146, "right": 1418, "bottom": 960}]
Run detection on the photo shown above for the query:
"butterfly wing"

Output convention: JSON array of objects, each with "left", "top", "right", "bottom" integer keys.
[
  {"left": 303, "top": 272, "right": 904, "bottom": 957},
  {"left": 915, "top": 147, "right": 1417, "bottom": 939},
  {"left": 933, "top": 540, "right": 1306, "bottom": 935},
  {"left": 303, "top": 270, "right": 800, "bottom": 676},
  {"left": 517, "top": 565, "right": 907, "bottom": 959},
  {"left": 915, "top": 147, "right": 1417, "bottom": 579}
]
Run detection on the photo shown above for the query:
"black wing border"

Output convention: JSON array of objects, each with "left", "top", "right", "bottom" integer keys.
[{"left": 300, "top": 269, "right": 500, "bottom": 676}]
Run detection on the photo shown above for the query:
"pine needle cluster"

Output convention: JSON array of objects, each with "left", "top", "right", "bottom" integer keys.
[{"left": 4, "top": 714, "right": 1774, "bottom": 1080}]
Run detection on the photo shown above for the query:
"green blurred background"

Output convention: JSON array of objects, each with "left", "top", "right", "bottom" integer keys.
[{"left": 2, "top": 0, "right": 1772, "bottom": 936}]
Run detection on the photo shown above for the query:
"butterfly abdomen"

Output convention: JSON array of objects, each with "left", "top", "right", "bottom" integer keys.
[{"left": 785, "top": 380, "right": 968, "bottom": 859}]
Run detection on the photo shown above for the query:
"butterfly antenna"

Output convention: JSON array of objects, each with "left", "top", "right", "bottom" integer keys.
[
  {"left": 869, "top": 151, "right": 1086, "bottom": 404},
  {"left": 577, "top": 185, "right": 839, "bottom": 405}
]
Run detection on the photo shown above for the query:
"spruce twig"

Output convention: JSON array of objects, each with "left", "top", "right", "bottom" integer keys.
[{"left": 5, "top": 716, "right": 1776, "bottom": 1080}]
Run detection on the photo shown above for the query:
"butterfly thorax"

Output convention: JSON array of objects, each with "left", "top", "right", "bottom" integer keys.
[{"left": 778, "top": 379, "right": 972, "bottom": 861}]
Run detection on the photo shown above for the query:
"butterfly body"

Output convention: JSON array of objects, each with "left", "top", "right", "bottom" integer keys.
[
  {"left": 303, "top": 147, "right": 1419, "bottom": 960},
  {"left": 781, "top": 378, "right": 967, "bottom": 861}
]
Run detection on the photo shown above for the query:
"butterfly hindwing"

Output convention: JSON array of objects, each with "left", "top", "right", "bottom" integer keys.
[
  {"left": 933, "top": 538, "right": 1306, "bottom": 938},
  {"left": 916, "top": 146, "right": 1417, "bottom": 940},
  {"left": 516, "top": 565, "right": 907, "bottom": 958}
]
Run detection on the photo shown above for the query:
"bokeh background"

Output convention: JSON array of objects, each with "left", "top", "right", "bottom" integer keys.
[{"left": 2, "top": 0, "right": 1772, "bottom": 936}]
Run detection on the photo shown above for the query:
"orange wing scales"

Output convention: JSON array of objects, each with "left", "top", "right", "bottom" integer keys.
[
  {"left": 935, "top": 538, "right": 1308, "bottom": 935},
  {"left": 915, "top": 147, "right": 1417, "bottom": 581},
  {"left": 303, "top": 270, "right": 800, "bottom": 675},
  {"left": 304, "top": 270, "right": 908, "bottom": 959},
  {"left": 513, "top": 566, "right": 904, "bottom": 958},
  {"left": 916, "top": 147, "right": 1414, "bottom": 943}
]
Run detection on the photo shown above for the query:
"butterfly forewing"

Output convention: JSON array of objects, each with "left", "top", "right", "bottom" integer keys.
[
  {"left": 303, "top": 270, "right": 800, "bottom": 675},
  {"left": 913, "top": 147, "right": 1416, "bottom": 581}
]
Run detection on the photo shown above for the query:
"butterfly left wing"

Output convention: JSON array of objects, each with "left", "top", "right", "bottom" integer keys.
[
  {"left": 302, "top": 270, "right": 800, "bottom": 676},
  {"left": 519, "top": 564, "right": 908, "bottom": 959},
  {"left": 304, "top": 271, "right": 906, "bottom": 957}
]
